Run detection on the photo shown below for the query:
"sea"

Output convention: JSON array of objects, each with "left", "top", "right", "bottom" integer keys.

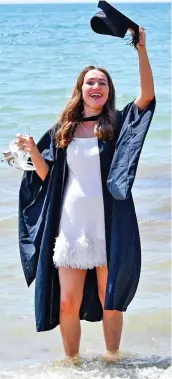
[{"left": 0, "top": 2, "right": 171, "bottom": 378}]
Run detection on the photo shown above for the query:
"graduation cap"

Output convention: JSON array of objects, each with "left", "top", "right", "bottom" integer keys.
[{"left": 90, "top": 0, "right": 139, "bottom": 48}]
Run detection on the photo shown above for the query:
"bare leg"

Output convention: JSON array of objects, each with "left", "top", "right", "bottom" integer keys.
[
  {"left": 58, "top": 267, "right": 87, "bottom": 358},
  {"left": 96, "top": 265, "right": 123, "bottom": 353}
]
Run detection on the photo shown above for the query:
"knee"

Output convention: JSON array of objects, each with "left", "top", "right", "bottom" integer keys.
[{"left": 60, "top": 293, "right": 81, "bottom": 315}]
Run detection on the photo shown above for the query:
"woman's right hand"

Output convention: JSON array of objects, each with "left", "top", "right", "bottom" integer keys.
[
  {"left": 15, "top": 134, "right": 38, "bottom": 156},
  {"left": 15, "top": 134, "right": 49, "bottom": 181}
]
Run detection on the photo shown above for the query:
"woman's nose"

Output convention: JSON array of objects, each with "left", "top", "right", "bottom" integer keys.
[{"left": 92, "top": 82, "right": 100, "bottom": 89}]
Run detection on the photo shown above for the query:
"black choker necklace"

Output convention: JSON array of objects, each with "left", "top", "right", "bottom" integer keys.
[{"left": 82, "top": 115, "right": 99, "bottom": 122}]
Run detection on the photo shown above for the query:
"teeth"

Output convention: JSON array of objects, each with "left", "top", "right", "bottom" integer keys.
[{"left": 91, "top": 93, "right": 102, "bottom": 97}]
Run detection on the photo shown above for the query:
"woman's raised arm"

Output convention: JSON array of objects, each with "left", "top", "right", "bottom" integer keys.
[{"left": 130, "top": 27, "right": 155, "bottom": 110}]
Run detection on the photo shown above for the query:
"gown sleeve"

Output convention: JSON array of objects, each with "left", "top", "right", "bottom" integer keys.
[
  {"left": 18, "top": 128, "right": 56, "bottom": 286},
  {"left": 106, "top": 96, "right": 156, "bottom": 200}
]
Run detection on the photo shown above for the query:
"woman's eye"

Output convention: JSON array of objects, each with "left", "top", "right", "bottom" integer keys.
[{"left": 87, "top": 81, "right": 107, "bottom": 86}]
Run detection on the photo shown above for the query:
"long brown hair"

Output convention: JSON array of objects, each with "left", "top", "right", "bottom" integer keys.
[{"left": 54, "top": 66, "right": 118, "bottom": 148}]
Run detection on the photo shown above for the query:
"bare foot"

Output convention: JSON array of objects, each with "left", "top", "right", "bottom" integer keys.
[
  {"left": 63, "top": 354, "right": 82, "bottom": 366},
  {"left": 101, "top": 350, "right": 121, "bottom": 362}
]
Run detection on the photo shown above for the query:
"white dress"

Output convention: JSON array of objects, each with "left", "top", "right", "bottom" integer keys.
[{"left": 53, "top": 137, "right": 107, "bottom": 269}]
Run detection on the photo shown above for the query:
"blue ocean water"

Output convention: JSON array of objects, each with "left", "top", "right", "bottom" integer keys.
[{"left": 0, "top": 3, "right": 171, "bottom": 379}]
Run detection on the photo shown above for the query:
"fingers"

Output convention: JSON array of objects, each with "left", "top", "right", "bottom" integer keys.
[
  {"left": 15, "top": 135, "right": 35, "bottom": 144},
  {"left": 16, "top": 134, "right": 31, "bottom": 141},
  {"left": 139, "top": 26, "right": 146, "bottom": 36},
  {"left": 128, "top": 26, "right": 146, "bottom": 38},
  {"left": 18, "top": 143, "right": 29, "bottom": 151},
  {"left": 139, "top": 26, "right": 146, "bottom": 31},
  {"left": 15, "top": 135, "right": 35, "bottom": 152},
  {"left": 128, "top": 28, "right": 135, "bottom": 34}
]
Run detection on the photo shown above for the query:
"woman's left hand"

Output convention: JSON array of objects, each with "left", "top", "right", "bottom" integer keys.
[{"left": 129, "top": 26, "right": 146, "bottom": 51}]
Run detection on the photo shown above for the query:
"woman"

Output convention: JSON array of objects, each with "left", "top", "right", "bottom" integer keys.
[{"left": 17, "top": 27, "right": 155, "bottom": 361}]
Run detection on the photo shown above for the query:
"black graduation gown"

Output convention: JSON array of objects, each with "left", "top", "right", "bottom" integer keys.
[{"left": 18, "top": 97, "right": 156, "bottom": 332}]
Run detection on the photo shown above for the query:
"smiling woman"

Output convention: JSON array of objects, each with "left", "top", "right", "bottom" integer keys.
[
  {"left": 55, "top": 66, "right": 117, "bottom": 146},
  {"left": 17, "top": 27, "right": 156, "bottom": 361}
]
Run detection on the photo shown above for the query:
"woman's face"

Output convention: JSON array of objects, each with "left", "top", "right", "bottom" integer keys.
[{"left": 82, "top": 69, "right": 110, "bottom": 111}]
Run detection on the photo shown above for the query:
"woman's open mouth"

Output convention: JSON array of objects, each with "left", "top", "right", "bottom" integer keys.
[{"left": 90, "top": 93, "right": 103, "bottom": 99}]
